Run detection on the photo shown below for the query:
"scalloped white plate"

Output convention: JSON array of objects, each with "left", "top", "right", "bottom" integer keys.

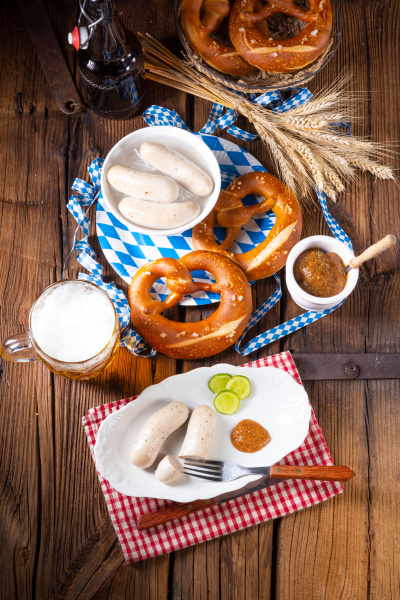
[{"left": 94, "top": 365, "right": 311, "bottom": 502}]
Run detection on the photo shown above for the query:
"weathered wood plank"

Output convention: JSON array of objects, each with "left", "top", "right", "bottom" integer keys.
[
  {"left": 276, "top": 1, "right": 400, "bottom": 598},
  {"left": 276, "top": 381, "right": 370, "bottom": 600},
  {"left": 361, "top": 5, "right": 400, "bottom": 599},
  {"left": 367, "top": 379, "right": 400, "bottom": 600},
  {"left": 94, "top": 555, "right": 170, "bottom": 600},
  {"left": 171, "top": 545, "right": 196, "bottom": 599},
  {"left": 0, "top": 2, "right": 69, "bottom": 599},
  {"left": 193, "top": 538, "right": 221, "bottom": 600},
  {"left": 362, "top": 0, "right": 400, "bottom": 357}
]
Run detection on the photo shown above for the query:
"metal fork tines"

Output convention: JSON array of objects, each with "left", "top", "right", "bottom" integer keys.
[{"left": 184, "top": 459, "right": 269, "bottom": 482}]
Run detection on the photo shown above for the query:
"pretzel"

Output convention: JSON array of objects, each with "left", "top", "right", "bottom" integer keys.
[
  {"left": 128, "top": 250, "right": 252, "bottom": 359},
  {"left": 192, "top": 172, "right": 302, "bottom": 281},
  {"left": 229, "top": 0, "right": 332, "bottom": 72},
  {"left": 180, "top": 0, "right": 254, "bottom": 76}
]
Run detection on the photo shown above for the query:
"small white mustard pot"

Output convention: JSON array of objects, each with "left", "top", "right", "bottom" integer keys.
[{"left": 285, "top": 235, "right": 359, "bottom": 311}]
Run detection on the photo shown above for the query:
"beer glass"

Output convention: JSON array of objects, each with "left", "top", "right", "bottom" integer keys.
[{"left": 0, "top": 280, "right": 120, "bottom": 380}]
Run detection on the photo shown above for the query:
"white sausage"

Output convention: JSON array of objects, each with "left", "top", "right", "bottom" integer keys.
[
  {"left": 155, "top": 455, "right": 185, "bottom": 483},
  {"left": 107, "top": 165, "right": 179, "bottom": 203},
  {"left": 118, "top": 197, "right": 200, "bottom": 230},
  {"left": 140, "top": 142, "right": 214, "bottom": 197},
  {"left": 130, "top": 401, "right": 189, "bottom": 468},
  {"left": 178, "top": 405, "right": 217, "bottom": 461}
]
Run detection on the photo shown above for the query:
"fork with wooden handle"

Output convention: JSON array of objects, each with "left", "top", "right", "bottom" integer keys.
[
  {"left": 137, "top": 464, "right": 355, "bottom": 530},
  {"left": 183, "top": 460, "right": 355, "bottom": 482}
]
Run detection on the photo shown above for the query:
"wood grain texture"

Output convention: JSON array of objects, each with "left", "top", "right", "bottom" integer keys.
[
  {"left": 278, "top": 2, "right": 399, "bottom": 599},
  {"left": 0, "top": 0, "right": 399, "bottom": 598},
  {"left": 270, "top": 465, "right": 355, "bottom": 481},
  {"left": 275, "top": 381, "right": 370, "bottom": 600},
  {"left": 367, "top": 379, "right": 400, "bottom": 600}
]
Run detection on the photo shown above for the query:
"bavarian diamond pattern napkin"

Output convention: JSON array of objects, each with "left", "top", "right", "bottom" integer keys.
[{"left": 82, "top": 352, "right": 343, "bottom": 563}]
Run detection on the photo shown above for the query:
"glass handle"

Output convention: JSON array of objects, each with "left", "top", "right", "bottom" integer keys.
[{"left": 0, "top": 332, "right": 38, "bottom": 363}]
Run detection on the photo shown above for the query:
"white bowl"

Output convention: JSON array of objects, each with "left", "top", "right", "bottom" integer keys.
[
  {"left": 101, "top": 126, "right": 221, "bottom": 236},
  {"left": 285, "top": 235, "right": 359, "bottom": 311}
]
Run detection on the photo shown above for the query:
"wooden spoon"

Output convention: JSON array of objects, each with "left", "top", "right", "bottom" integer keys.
[{"left": 344, "top": 234, "right": 397, "bottom": 273}]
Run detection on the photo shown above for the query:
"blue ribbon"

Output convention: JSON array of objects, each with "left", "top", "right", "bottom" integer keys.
[{"left": 191, "top": 87, "right": 350, "bottom": 144}]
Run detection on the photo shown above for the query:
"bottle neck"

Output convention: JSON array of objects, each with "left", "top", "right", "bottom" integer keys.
[
  {"left": 85, "top": 0, "right": 114, "bottom": 25},
  {"left": 84, "top": 0, "right": 128, "bottom": 61}
]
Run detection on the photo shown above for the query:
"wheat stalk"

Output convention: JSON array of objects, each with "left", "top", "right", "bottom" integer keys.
[
  {"left": 346, "top": 157, "right": 394, "bottom": 179},
  {"left": 139, "top": 33, "right": 396, "bottom": 205},
  {"left": 267, "top": 136, "right": 297, "bottom": 193},
  {"left": 276, "top": 137, "right": 313, "bottom": 197},
  {"left": 281, "top": 115, "right": 331, "bottom": 129}
]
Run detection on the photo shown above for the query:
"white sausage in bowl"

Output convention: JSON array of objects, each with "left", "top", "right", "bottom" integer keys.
[
  {"left": 178, "top": 405, "right": 217, "bottom": 461},
  {"left": 130, "top": 401, "right": 189, "bottom": 468},
  {"left": 107, "top": 165, "right": 179, "bottom": 203},
  {"left": 155, "top": 455, "right": 185, "bottom": 483},
  {"left": 118, "top": 197, "right": 200, "bottom": 230},
  {"left": 140, "top": 142, "right": 214, "bottom": 197}
]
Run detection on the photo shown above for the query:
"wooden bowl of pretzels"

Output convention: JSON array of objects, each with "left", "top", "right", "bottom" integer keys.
[{"left": 175, "top": 0, "right": 342, "bottom": 93}]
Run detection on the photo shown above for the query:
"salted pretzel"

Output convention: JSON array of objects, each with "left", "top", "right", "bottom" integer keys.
[
  {"left": 128, "top": 251, "right": 252, "bottom": 359},
  {"left": 180, "top": 0, "right": 254, "bottom": 76},
  {"left": 192, "top": 172, "right": 302, "bottom": 281},
  {"left": 229, "top": 0, "right": 333, "bottom": 73}
]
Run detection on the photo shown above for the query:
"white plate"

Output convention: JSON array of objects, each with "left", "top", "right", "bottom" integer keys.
[{"left": 94, "top": 365, "right": 311, "bottom": 502}]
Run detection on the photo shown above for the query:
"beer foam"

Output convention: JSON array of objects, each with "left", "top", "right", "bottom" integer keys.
[{"left": 31, "top": 281, "right": 116, "bottom": 362}]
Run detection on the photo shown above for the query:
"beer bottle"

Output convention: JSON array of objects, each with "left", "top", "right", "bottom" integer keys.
[{"left": 68, "top": 0, "right": 145, "bottom": 119}]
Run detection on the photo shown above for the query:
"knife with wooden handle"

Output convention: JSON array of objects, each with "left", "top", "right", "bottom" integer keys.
[{"left": 137, "top": 465, "right": 355, "bottom": 530}]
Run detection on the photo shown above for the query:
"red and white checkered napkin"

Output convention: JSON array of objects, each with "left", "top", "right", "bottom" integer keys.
[{"left": 82, "top": 351, "right": 342, "bottom": 563}]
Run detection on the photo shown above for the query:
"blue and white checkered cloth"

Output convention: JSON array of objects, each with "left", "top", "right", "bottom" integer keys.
[{"left": 67, "top": 89, "right": 352, "bottom": 357}]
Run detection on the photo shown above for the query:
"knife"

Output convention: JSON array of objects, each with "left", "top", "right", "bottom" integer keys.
[{"left": 136, "top": 465, "right": 355, "bottom": 530}]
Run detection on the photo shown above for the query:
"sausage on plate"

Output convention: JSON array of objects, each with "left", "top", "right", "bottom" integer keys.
[
  {"left": 119, "top": 197, "right": 200, "bottom": 229},
  {"left": 178, "top": 405, "right": 217, "bottom": 461},
  {"left": 140, "top": 142, "right": 214, "bottom": 197},
  {"left": 107, "top": 164, "right": 179, "bottom": 203},
  {"left": 130, "top": 401, "right": 189, "bottom": 468},
  {"left": 155, "top": 455, "right": 185, "bottom": 483}
]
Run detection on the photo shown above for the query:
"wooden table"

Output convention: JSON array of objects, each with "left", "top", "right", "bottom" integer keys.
[{"left": 1, "top": 1, "right": 399, "bottom": 598}]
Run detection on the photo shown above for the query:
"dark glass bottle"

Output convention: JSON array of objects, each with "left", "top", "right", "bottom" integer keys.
[{"left": 77, "top": 0, "right": 145, "bottom": 119}]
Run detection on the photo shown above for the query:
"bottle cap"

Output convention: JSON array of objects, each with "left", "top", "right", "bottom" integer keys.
[{"left": 68, "top": 26, "right": 89, "bottom": 50}]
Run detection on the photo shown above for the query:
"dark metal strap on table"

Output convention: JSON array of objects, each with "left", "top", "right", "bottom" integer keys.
[
  {"left": 294, "top": 354, "right": 400, "bottom": 380},
  {"left": 17, "top": 0, "right": 85, "bottom": 115}
]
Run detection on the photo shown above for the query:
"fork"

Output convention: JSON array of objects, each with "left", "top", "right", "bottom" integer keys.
[{"left": 183, "top": 459, "right": 355, "bottom": 483}]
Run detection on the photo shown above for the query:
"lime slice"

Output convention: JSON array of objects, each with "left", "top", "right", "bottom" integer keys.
[
  {"left": 208, "top": 373, "right": 232, "bottom": 394},
  {"left": 225, "top": 375, "right": 251, "bottom": 400},
  {"left": 214, "top": 391, "right": 240, "bottom": 415}
]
